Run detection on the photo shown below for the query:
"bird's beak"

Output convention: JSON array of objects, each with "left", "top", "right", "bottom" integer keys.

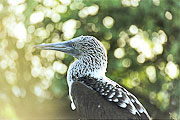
[{"left": 34, "top": 40, "right": 79, "bottom": 57}]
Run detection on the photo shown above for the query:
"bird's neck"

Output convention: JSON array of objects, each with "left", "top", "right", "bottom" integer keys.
[
  {"left": 67, "top": 55, "right": 107, "bottom": 82},
  {"left": 66, "top": 50, "right": 108, "bottom": 109}
]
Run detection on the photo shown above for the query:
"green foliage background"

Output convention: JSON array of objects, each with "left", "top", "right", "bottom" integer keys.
[{"left": 0, "top": 0, "right": 179, "bottom": 119}]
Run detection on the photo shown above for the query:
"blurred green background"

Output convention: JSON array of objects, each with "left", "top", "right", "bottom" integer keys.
[{"left": 0, "top": 0, "right": 179, "bottom": 119}]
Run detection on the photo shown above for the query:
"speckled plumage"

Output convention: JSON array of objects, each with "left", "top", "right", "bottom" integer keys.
[
  {"left": 66, "top": 36, "right": 107, "bottom": 108},
  {"left": 65, "top": 36, "right": 150, "bottom": 119},
  {"left": 35, "top": 36, "right": 151, "bottom": 119}
]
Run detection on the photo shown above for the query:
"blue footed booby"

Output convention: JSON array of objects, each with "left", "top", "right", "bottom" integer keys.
[{"left": 35, "top": 36, "right": 151, "bottom": 119}]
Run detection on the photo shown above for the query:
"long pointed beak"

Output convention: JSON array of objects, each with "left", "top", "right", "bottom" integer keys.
[
  {"left": 34, "top": 41, "right": 79, "bottom": 57},
  {"left": 34, "top": 42, "right": 70, "bottom": 51}
]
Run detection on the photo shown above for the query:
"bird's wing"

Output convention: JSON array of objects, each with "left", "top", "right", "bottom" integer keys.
[
  {"left": 74, "top": 76, "right": 150, "bottom": 119},
  {"left": 71, "top": 80, "right": 141, "bottom": 119},
  {"left": 108, "top": 78, "right": 151, "bottom": 119}
]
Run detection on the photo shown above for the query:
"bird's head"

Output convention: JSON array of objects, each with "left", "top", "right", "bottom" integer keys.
[{"left": 35, "top": 36, "right": 107, "bottom": 60}]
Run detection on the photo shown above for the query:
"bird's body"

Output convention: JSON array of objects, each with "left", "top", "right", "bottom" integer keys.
[{"left": 35, "top": 36, "right": 151, "bottom": 119}]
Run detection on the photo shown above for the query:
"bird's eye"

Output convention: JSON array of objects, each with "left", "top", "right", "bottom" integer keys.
[{"left": 72, "top": 43, "right": 76, "bottom": 48}]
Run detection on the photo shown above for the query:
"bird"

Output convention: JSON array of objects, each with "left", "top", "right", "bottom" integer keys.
[{"left": 35, "top": 36, "right": 151, "bottom": 119}]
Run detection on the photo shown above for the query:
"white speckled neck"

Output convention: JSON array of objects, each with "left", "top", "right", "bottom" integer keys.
[
  {"left": 67, "top": 52, "right": 107, "bottom": 110},
  {"left": 66, "top": 37, "right": 107, "bottom": 110}
]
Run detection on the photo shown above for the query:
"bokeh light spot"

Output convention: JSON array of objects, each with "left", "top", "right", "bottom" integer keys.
[
  {"left": 12, "top": 86, "right": 21, "bottom": 97},
  {"left": 46, "top": 24, "right": 54, "bottom": 32},
  {"left": 122, "top": 0, "right": 140, "bottom": 7},
  {"left": 130, "top": 34, "right": 153, "bottom": 59},
  {"left": 0, "top": 60, "right": 8, "bottom": 69},
  {"left": 43, "top": 0, "right": 58, "bottom": 7},
  {"left": 158, "top": 30, "right": 167, "bottom": 44},
  {"left": 114, "top": 48, "right": 125, "bottom": 59},
  {"left": 28, "top": 25, "right": 35, "bottom": 34},
  {"left": 53, "top": 61, "right": 67, "bottom": 74},
  {"left": 165, "top": 61, "right": 179, "bottom": 79},
  {"left": 104, "top": 32, "right": 112, "bottom": 40},
  {"left": 5, "top": 71, "right": 16, "bottom": 85},
  {"left": 157, "top": 91, "right": 170, "bottom": 110},
  {"left": 59, "top": 0, "right": 71, "bottom": 5},
  {"left": 165, "top": 11, "right": 172, "bottom": 20},
  {"left": 54, "top": 5, "right": 67, "bottom": 13},
  {"left": 55, "top": 51, "right": 65, "bottom": 59},
  {"left": 31, "top": 55, "right": 41, "bottom": 67},
  {"left": 122, "top": 58, "right": 132, "bottom": 68},
  {"left": 149, "top": 91, "right": 156, "bottom": 104},
  {"left": 101, "top": 41, "right": 110, "bottom": 51},
  {"left": 146, "top": 66, "right": 156, "bottom": 83},
  {"left": 45, "top": 66, "right": 54, "bottom": 79},
  {"left": 34, "top": 85, "right": 44, "bottom": 97},
  {"left": 8, "top": 0, "right": 25, "bottom": 6},
  {"left": 153, "top": 0, "right": 160, "bottom": 6},
  {"left": 10, "top": 50, "right": 19, "bottom": 60},
  {"left": 30, "top": 11, "right": 44, "bottom": 24},
  {"left": 78, "top": 4, "right": 98, "bottom": 18},
  {"left": 87, "top": 4, "right": 99, "bottom": 15},
  {"left": 62, "top": 19, "right": 78, "bottom": 39},
  {"left": 129, "top": 25, "right": 138, "bottom": 35},
  {"left": 137, "top": 54, "right": 145, "bottom": 63},
  {"left": 103, "top": 16, "right": 114, "bottom": 29},
  {"left": 14, "top": 22, "right": 27, "bottom": 41},
  {"left": 0, "top": 3, "right": 4, "bottom": 11},
  {"left": 1, "top": 39, "right": 8, "bottom": 48},
  {"left": 51, "top": 13, "right": 61, "bottom": 23},
  {"left": 34, "top": 27, "right": 50, "bottom": 39},
  {"left": 167, "top": 54, "right": 173, "bottom": 61},
  {"left": 31, "top": 67, "right": 41, "bottom": 78},
  {"left": 153, "top": 43, "right": 163, "bottom": 55}
]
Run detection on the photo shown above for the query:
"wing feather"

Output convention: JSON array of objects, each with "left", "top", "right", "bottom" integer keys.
[{"left": 75, "top": 76, "right": 151, "bottom": 119}]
